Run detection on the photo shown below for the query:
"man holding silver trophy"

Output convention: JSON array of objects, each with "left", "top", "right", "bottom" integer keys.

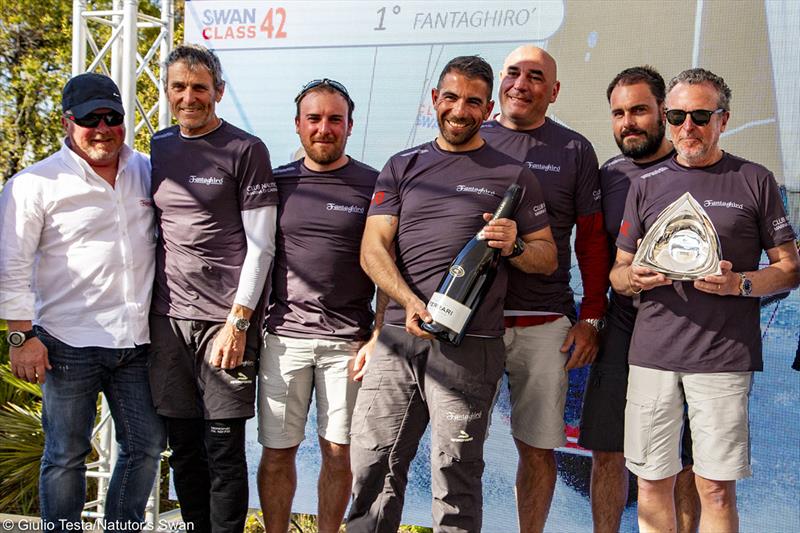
[{"left": 609, "top": 68, "right": 800, "bottom": 533}]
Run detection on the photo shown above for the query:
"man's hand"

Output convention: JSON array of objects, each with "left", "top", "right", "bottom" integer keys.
[
  {"left": 405, "top": 298, "right": 434, "bottom": 339},
  {"left": 353, "top": 329, "right": 380, "bottom": 381},
  {"left": 561, "top": 321, "right": 599, "bottom": 370},
  {"left": 209, "top": 323, "right": 246, "bottom": 369},
  {"left": 10, "top": 337, "right": 51, "bottom": 384},
  {"left": 481, "top": 214, "right": 518, "bottom": 256},
  {"left": 628, "top": 264, "right": 671, "bottom": 292},
  {"left": 694, "top": 260, "right": 738, "bottom": 296}
]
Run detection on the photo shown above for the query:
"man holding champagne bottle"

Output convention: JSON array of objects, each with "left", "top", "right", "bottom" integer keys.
[{"left": 347, "top": 55, "right": 557, "bottom": 533}]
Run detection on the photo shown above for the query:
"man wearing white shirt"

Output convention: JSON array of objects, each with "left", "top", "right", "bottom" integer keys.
[{"left": 0, "top": 73, "right": 163, "bottom": 532}]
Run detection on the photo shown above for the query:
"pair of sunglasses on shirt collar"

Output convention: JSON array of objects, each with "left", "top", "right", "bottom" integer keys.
[
  {"left": 665, "top": 108, "right": 725, "bottom": 127},
  {"left": 65, "top": 110, "right": 125, "bottom": 128},
  {"left": 294, "top": 78, "right": 354, "bottom": 108}
]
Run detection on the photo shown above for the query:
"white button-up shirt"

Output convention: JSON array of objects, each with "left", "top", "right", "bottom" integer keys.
[{"left": 0, "top": 142, "right": 155, "bottom": 348}]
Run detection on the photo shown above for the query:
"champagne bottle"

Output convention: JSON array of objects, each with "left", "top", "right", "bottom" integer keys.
[{"left": 420, "top": 183, "right": 524, "bottom": 345}]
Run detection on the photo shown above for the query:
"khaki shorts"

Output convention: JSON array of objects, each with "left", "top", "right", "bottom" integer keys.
[
  {"left": 503, "top": 316, "right": 572, "bottom": 449},
  {"left": 257, "top": 334, "right": 361, "bottom": 448},
  {"left": 625, "top": 365, "right": 753, "bottom": 481}
]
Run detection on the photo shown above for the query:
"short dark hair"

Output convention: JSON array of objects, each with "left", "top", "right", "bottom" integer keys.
[
  {"left": 437, "top": 56, "right": 493, "bottom": 99},
  {"left": 667, "top": 68, "right": 732, "bottom": 111},
  {"left": 165, "top": 44, "right": 225, "bottom": 92},
  {"left": 606, "top": 66, "right": 666, "bottom": 105}
]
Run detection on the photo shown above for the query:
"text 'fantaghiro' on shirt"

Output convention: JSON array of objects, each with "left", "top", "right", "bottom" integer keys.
[{"left": 368, "top": 141, "right": 550, "bottom": 338}]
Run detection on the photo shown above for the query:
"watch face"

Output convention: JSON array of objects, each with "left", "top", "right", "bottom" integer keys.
[
  {"left": 8, "top": 331, "right": 26, "bottom": 347},
  {"left": 234, "top": 318, "right": 250, "bottom": 331}
]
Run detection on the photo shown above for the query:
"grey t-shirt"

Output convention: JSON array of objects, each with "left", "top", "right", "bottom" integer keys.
[
  {"left": 368, "top": 141, "right": 550, "bottom": 337},
  {"left": 481, "top": 118, "right": 601, "bottom": 318},
  {"left": 267, "top": 158, "right": 378, "bottom": 341},
  {"left": 617, "top": 153, "right": 796, "bottom": 372},
  {"left": 601, "top": 150, "right": 675, "bottom": 317},
  {"left": 151, "top": 121, "right": 278, "bottom": 321}
]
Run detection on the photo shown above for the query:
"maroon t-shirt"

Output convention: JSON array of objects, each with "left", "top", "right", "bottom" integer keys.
[
  {"left": 617, "top": 153, "right": 796, "bottom": 372},
  {"left": 601, "top": 150, "right": 675, "bottom": 316},
  {"left": 151, "top": 121, "right": 278, "bottom": 321},
  {"left": 481, "top": 118, "right": 601, "bottom": 318},
  {"left": 267, "top": 158, "right": 378, "bottom": 341},
  {"left": 368, "top": 140, "right": 549, "bottom": 337}
]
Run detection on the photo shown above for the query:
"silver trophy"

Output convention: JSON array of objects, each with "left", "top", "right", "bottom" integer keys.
[{"left": 633, "top": 192, "right": 722, "bottom": 280}]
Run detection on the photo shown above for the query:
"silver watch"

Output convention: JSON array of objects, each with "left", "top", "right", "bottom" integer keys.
[
  {"left": 226, "top": 314, "right": 250, "bottom": 332},
  {"left": 8, "top": 330, "right": 35, "bottom": 348},
  {"left": 581, "top": 318, "right": 605, "bottom": 331}
]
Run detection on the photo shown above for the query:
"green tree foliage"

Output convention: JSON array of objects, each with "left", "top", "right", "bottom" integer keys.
[
  {"left": 0, "top": 0, "right": 72, "bottom": 182},
  {"left": 0, "top": 0, "right": 179, "bottom": 181}
]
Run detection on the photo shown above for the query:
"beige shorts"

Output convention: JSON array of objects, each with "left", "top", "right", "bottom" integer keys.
[
  {"left": 257, "top": 333, "right": 361, "bottom": 448},
  {"left": 503, "top": 316, "right": 572, "bottom": 449},
  {"left": 625, "top": 365, "right": 753, "bottom": 481}
]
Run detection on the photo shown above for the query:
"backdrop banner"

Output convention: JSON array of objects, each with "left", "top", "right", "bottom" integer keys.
[{"left": 185, "top": 1, "right": 800, "bottom": 530}]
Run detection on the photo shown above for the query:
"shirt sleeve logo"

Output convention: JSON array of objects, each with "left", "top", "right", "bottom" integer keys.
[
  {"left": 620, "top": 219, "right": 631, "bottom": 237},
  {"left": 246, "top": 182, "right": 277, "bottom": 195},
  {"left": 371, "top": 191, "right": 385, "bottom": 206}
]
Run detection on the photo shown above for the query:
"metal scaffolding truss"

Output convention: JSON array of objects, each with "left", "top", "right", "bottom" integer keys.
[
  {"left": 70, "top": 0, "right": 174, "bottom": 525},
  {"left": 72, "top": 0, "right": 174, "bottom": 146}
]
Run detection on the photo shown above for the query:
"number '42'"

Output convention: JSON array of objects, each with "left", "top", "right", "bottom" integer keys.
[{"left": 261, "top": 7, "right": 287, "bottom": 38}]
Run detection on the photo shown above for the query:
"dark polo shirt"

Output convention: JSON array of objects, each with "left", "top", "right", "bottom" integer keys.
[
  {"left": 151, "top": 121, "right": 278, "bottom": 321},
  {"left": 481, "top": 118, "right": 601, "bottom": 319},
  {"left": 368, "top": 140, "right": 549, "bottom": 338},
  {"left": 617, "top": 153, "right": 796, "bottom": 372},
  {"left": 267, "top": 158, "right": 378, "bottom": 341}
]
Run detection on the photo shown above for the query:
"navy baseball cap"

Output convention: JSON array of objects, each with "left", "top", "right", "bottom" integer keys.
[{"left": 62, "top": 73, "right": 125, "bottom": 118}]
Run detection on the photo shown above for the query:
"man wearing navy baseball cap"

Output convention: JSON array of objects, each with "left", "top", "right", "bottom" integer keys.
[{"left": 0, "top": 72, "right": 163, "bottom": 532}]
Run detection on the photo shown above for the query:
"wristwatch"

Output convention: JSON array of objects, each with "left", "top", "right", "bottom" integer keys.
[
  {"left": 7, "top": 330, "right": 35, "bottom": 348},
  {"left": 507, "top": 237, "right": 526, "bottom": 259},
  {"left": 581, "top": 318, "right": 605, "bottom": 332},
  {"left": 738, "top": 272, "right": 752, "bottom": 296},
  {"left": 226, "top": 314, "right": 250, "bottom": 332}
]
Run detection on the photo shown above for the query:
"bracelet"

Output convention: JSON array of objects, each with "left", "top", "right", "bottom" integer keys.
[{"left": 628, "top": 269, "right": 643, "bottom": 294}]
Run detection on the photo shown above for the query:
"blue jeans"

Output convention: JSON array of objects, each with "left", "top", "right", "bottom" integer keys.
[{"left": 37, "top": 327, "right": 165, "bottom": 531}]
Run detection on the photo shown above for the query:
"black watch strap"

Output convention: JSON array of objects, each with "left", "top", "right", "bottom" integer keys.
[{"left": 507, "top": 237, "right": 526, "bottom": 259}]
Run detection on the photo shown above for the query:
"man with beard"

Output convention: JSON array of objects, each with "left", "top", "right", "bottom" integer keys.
[
  {"left": 149, "top": 44, "right": 278, "bottom": 533},
  {"left": 347, "top": 55, "right": 557, "bottom": 533},
  {"left": 578, "top": 66, "right": 700, "bottom": 533},
  {"left": 611, "top": 68, "right": 799, "bottom": 532},
  {"left": 256, "top": 79, "right": 379, "bottom": 533},
  {"left": 480, "top": 45, "right": 609, "bottom": 532},
  {"left": 0, "top": 73, "right": 163, "bottom": 533}
]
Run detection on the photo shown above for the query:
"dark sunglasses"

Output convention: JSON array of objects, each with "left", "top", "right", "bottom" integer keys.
[
  {"left": 66, "top": 111, "right": 125, "bottom": 128},
  {"left": 665, "top": 108, "right": 724, "bottom": 126},
  {"left": 294, "top": 78, "right": 353, "bottom": 106}
]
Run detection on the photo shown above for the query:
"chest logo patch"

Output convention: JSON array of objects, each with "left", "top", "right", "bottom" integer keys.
[{"left": 188, "top": 175, "right": 223, "bottom": 185}]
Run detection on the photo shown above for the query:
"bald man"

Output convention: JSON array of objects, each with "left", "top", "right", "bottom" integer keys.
[{"left": 481, "top": 46, "right": 609, "bottom": 532}]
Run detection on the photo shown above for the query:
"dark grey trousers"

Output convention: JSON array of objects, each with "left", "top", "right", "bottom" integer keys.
[{"left": 347, "top": 325, "right": 505, "bottom": 533}]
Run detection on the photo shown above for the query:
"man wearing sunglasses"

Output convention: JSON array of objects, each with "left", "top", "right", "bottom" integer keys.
[
  {"left": 148, "top": 44, "right": 278, "bottom": 533},
  {"left": 479, "top": 45, "right": 609, "bottom": 533},
  {"left": 611, "top": 68, "right": 800, "bottom": 532},
  {"left": 255, "top": 79, "right": 379, "bottom": 533},
  {"left": 579, "top": 66, "right": 700, "bottom": 533},
  {"left": 0, "top": 73, "right": 163, "bottom": 531}
]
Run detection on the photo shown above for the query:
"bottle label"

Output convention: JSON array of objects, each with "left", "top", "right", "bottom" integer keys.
[{"left": 427, "top": 292, "right": 471, "bottom": 333}]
